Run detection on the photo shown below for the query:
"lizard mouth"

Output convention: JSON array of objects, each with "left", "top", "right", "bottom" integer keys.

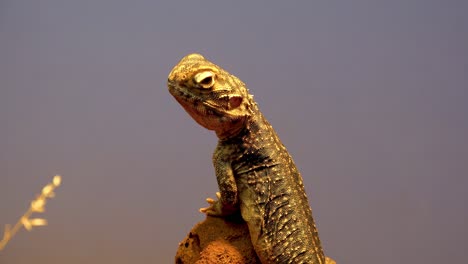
[
  {"left": 169, "top": 84, "right": 238, "bottom": 131},
  {"left": 168, "top": 82, "right": 238, "bottom": 118}
]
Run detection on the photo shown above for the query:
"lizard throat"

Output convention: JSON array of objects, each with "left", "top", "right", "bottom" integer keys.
[{"left": 170, "top": 86, "right": 248, "bottom": 137}]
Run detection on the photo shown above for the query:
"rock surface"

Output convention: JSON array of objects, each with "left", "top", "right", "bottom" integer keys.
[
  {"left": 175, "top": 215, "right": 336, "bottom": 264},
  {"left": 175, "top": 214, "right": 259, "bottom": 264}
]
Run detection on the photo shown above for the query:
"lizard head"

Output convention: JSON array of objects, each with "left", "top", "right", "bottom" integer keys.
[{"left": 168, "top": 53, "right": 254, "bottom": 138}]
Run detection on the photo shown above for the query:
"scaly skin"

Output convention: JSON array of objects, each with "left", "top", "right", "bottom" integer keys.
[{"left": 168, "top": 54, "right": 331, "bottom": 264}]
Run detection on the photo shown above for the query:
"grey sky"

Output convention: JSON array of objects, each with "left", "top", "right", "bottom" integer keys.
[{"left": 1, "top": 1, "right": 467, "bottom": 263}]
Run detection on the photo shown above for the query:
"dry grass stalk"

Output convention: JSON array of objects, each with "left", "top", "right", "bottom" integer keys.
[{"left": 0, "top": 175, "right": 62, "bottom": 251}]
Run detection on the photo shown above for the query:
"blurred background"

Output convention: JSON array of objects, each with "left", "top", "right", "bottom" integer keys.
[{"left": 1, "top": 1, "right": 467, "bottom": 263}]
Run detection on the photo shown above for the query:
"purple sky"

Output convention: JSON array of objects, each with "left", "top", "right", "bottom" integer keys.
[{"left": 1, "top": 1, "right": 467, "bottom": 263}]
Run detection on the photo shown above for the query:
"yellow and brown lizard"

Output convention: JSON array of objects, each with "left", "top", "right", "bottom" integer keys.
[{"left": 168, "top": 54, "right": 334, "bottom": 264}]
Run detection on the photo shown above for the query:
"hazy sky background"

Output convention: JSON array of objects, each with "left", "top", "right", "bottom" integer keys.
[{"left": 1, "top": 1, "right": 467, "bottom": 263}]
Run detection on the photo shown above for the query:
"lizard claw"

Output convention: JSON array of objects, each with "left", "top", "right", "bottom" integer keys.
[
  {"left": 199, "top": 204, "right": 218, "bottom": 214},
  {"left": 199, "top": 192, "right": 223, "bottom": 216},
  {"left": 206, "top": 197, "right": 216, "bottom": 204}
]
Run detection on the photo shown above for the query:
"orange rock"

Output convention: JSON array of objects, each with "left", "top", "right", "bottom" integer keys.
[
  {"left": 175, "top": 215, "right": 259, "bottom": 264},
  {"left": 175, "top": 215, "right": 336, "bottom": 264}
]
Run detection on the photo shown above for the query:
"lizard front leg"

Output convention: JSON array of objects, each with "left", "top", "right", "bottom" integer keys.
[{"left": 200, "top": 157, "right": 239, "bottom": 216}]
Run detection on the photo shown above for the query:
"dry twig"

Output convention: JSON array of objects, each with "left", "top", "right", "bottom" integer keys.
[{"left": 0, "top": 175, "right": 62, "bottom": 251}]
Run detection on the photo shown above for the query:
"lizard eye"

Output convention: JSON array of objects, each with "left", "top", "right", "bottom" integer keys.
[{"left": 194, "top": 71, "right": 215, "bottom": 89}]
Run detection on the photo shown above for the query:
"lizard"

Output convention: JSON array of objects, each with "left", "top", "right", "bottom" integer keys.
[{"left": 168, "top": 53, "right": 333, "bottom": 264}]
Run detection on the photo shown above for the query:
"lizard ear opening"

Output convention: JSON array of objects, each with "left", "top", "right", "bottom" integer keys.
[
  {"left": 194, "top": 71, "right": 215, "bottom": 89},
  {"left": 228, "top": 96, "right": 243, "bottom": 109}
]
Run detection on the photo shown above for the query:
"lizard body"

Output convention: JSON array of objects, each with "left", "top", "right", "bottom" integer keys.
[{"left": 168, "top": 54, "right": 329, "bottom": 264}]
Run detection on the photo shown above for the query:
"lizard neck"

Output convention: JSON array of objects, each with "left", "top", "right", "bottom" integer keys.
[
  {"left": 215, "top": 118, "right": 247, "bottom": 140},
  {"left": 216, "top": 102, "right": 265, "bottom": 141}
]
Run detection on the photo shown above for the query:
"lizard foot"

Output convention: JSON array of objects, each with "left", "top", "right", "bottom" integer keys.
[{"left": 199, "top": 192, "right": 224, "bottom": 216}]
